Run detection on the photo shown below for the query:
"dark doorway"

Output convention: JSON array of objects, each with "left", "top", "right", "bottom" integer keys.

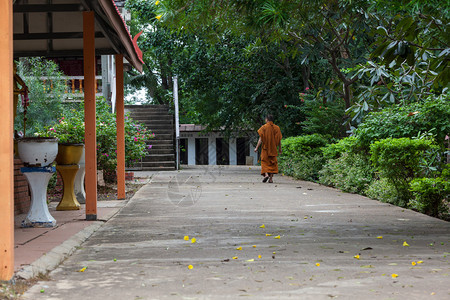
[
  {"left": 179, "top": 139, "right": 188, "bottom": 165},
  {"left": 236, "top": 137, "right": 249, "bottom": 165},
  {"left": 195, "top": 138, "right": 209, "bottom": 165},
  {"left": 216, "top": 138, "right": 229, "bottom": 165}
]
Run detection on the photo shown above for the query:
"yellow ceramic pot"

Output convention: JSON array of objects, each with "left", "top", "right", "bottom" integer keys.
[{"left": 56, "top": 143, "right": 84, "bottom": 165}]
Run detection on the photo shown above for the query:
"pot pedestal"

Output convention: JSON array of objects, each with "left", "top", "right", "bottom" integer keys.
[
  {"left": 56, "top": 164, "right": 81, "bottom": 211},
  {"left": 21, "top": 167, "right": 56, "bottom": 228},
  {"left": 74, "top": 146, "right": 85, "bottom": 204}
]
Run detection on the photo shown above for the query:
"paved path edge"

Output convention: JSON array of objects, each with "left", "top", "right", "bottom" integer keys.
[{"left": 15, "top": 204, "right": 126, "bottom": 280}]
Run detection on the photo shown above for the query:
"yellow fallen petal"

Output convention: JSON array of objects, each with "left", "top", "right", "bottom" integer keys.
[
  {"left": 417, "top": 260, "right": 424, "bottom": 264},
  {"left": 252, "top": 245, "right": 257, "bottom": 248},
  {"left": 259, "top": 224, "right": 265, "bottom": 228},
  {"left": 265, "top": 234, "right": 272, "bottom": 237},
  {"left": 431, "top": 292, "right": 435, "bottom": 295},
  {"left": 191, "top": 238, "right": 196, "bottom": 243},
  {"left": 354, "top": 255, "right": 360, "bottom": 260},
  {"left": 391, "top": 273, "right": 398, "bottom": 278},
  {"left": 236, "top": 246, "right": 242, "bottom": 250},
  {"left": 315, "top": 263, "right": 320, "bottom": 267},
  {"left": 188, "top": 265, "right": 193, "bottom": 269},
  {"left": 403, "top": 241, "right": 409, "bottom": 247},
  {"left": 258, "top": 255, "right": 262, "bottom": 259},
  {"left": 411, "top": 261, "right": 416, "bottom": 266},
  {"left": 377, "top": 236, "right": 383, "bottom": 239},
  {"left": 274, "top": 235, "right": 281, "bottom": 239},
  {"left": 246, "top": 259, "right": 255, "bottom": 262},
  {"left": 272, "top": 252, "right": 276, "bottom": 254},
  {"left": 232, "top": 256, "right": 238, "bottom": 260},
  {"left": 155, "top": 15, "right": 162, "bottom": 20},
  {"left": 184, "top": 235, "right": 189, "bottom": 241},
  {"left": 78, "top": 267, "right": 87, "bottom": 272}
]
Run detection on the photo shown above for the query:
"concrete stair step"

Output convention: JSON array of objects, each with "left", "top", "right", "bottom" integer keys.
[
  {"left": 141, "top": 161, "right": 176, "bottom": 168},
  {"left": 149, "top": 130, "right": 174, "bottom": 135},
  {"left": 142, "top": 121, "right": 174, "bottom": 127},
  {"left": 147, "top": 139, "right": 173, "bottom": 144},
  {"left": 148, "top": 148, "right": 174, "bottom": 155},
  {"left": 143, "top": 154, "right": 175, "bottom": 162},
  {"left": 149, "top": 144, "right": 173, "bottom": 150},
  {"left": 140, "top": 166, "right": 176, "bottom": 171},
  {"left": 126, "top": 104, "right": 169, "bottom": 109},
  {"left": 140, "top": 118, "right": 173, "bottom": 122},
  {"left": 145, "top": 124, "right": 174, "bottom": 129},
  {"left": 153, "top": 134, "right": 173, "bottom": 140}
]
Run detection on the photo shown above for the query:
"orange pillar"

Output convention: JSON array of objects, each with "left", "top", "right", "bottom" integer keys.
[
  {"left": 116, "top": 55, "right": 126, "bottom": 199},
  {"left": 0, "top": 0, "right": 15, "bottom": 281},
  {"left": 83, "top": 11, "right": 97, "bottom": 220}
]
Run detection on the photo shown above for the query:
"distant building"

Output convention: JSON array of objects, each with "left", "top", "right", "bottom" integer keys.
[{"left": 179, "top": 125, "right": 258, "bottom": 166}]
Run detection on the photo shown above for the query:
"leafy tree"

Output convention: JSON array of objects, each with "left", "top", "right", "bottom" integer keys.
[
  {"left": 155, "top": 0, "right": 376, "bottom": 110},
  {"left": 348, "top": 0, "right": 450, "bottom": 121},
  {"left": 125, "top": 0, "right": 317, "bottom": 135},
  {"left": 15, "top": 57, "right": 65, "bottom": 135}
]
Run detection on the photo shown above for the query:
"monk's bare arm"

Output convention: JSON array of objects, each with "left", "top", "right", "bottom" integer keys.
[
  {"left": 278, "top": 142, "right": 282, "bottom": 154},
  {"left": 254, "top": 137, "right": 262, "bottom": 152}
]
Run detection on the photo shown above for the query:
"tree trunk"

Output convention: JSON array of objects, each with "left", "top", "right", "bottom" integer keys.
[{"left": 301, "top": 65, "right": 311, "bottom": 90}]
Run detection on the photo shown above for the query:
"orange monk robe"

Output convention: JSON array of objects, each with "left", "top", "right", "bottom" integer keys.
[{"left": 257, "top": 121, "right": 282, "bottom": 175}]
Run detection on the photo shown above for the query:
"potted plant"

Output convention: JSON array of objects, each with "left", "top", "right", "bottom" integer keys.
[{"left": 38, "top": 115, "right": 85, "bottom": 165}]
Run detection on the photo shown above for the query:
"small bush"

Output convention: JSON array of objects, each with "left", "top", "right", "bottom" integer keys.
[
  {"left": 322, "top": 136, "right": 359, "bottom": 160},
  {"left": 409, "top": 169, "right": 450, "bottom": 217},
  {"left": 281, "top": 134, "right": 329, "bottom": 157},
  {"left": 279, "top": 134, "right": 328, "bottom": 182},
  {"left": 366, "top": 177, "right": 399, "bottom": 204},
  {"left": 291, "top": 154, "right": 326, "bottom": 182},
  {"left": 370, "top": 137, "right": 439, "bottom": 207},
  {"left": 319, "top": 153, "right": 374, "bottom": 194}
]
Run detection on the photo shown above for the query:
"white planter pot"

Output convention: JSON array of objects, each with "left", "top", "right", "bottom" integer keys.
[{"left": 17, "top": 137, "right": 58, "bottom": 167}]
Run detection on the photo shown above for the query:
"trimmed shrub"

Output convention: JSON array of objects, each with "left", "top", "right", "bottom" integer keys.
[
  {"left": 370, "top": 137, "right": 439, "bottom": 207},
  {"left": 322, "top": 136, "right": 359, "bottom": 160},
  {"left": 279, "top": 134, "right": 328, "bottom": 182},
  {"left": 281, "top": 134, "right": 329, "bottom": 156},
  {"left": 409, "top": 177, "right": 450, "bottom": 217},
  {"left": 319, "top": 153, "right": 374, "bottom": 194},
  {"left": 292, "top": 154, "right": 326, "bottom": 182},
  {"left": 366, "top": 177, "right": 399, "bottom": 204}
]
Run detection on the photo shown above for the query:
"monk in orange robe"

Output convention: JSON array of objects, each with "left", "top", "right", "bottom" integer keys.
[{"left": 254, "top": 115, "right": 282, "bottom": 183}]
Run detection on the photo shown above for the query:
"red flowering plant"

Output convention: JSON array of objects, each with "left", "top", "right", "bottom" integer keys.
[{"left": 38, "top": 113, "right": 85, "bottom": 144}]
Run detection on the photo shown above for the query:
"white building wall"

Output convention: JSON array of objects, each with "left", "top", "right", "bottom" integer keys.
[
  {"left": 208, "top": 136, "right": 216, "bottom": 166},
  {"left": 249, "top": 140, "right": 258, "bottom": 166},
  {"left": 181, "top": 131, "right": 257, "bottom": 166},
  {"left": 229, "top": 138, "right": 237, "bottom": 165},
  {"left": 187, "top": 137, "right": 196, "bottom": 165}
]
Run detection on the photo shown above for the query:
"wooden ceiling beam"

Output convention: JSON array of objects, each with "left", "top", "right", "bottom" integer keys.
[
  {"left": 13, "top": 48, "right": 116, "bottom": 58},
  {"left": 13, "top": 4, "right": 86, "bottom": 13},
  {"left": 14, "top": 32, "right": 105, "bottom": 40}
]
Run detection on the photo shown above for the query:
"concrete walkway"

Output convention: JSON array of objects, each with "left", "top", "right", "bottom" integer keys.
[{"left": 22, "top": 166, "right": 450, "bottom": 299}]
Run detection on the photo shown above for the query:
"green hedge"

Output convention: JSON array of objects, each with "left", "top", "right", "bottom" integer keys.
[
  {"left": 280, "top": 94, "right": 449, "bottom": 218},
  {"left": 279, "top": 134, "right": 328, "bottom": 181},
  {"left": 370, "top": 137, "right": 439, "bottom": 207}
]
